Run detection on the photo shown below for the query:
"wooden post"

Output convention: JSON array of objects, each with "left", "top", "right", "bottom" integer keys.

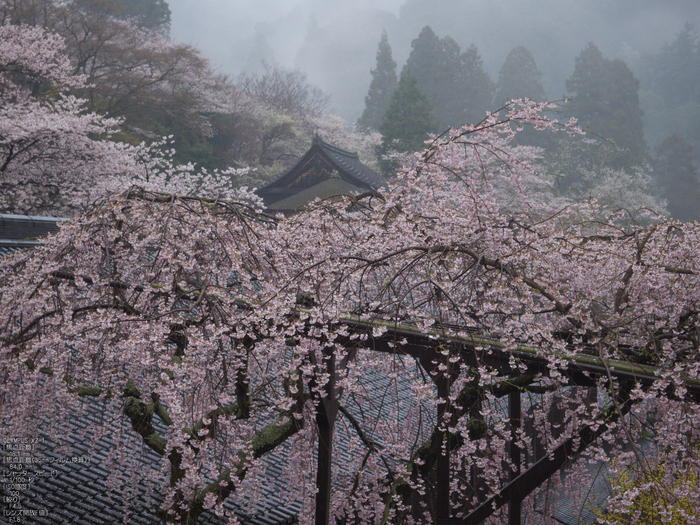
[
  {"left": 419, "top": 352, "right": 453, "bottom": 521},
  {"left": 316, "top": 402, "right": 335, "bottom": 525},
  {"left": 508, "top": 388, "right": 522, "bottom": 525},
  {"left": 447, "top": 400, "right": 632, "bottom": 525},
  {"left": 436, "top": 373, "right": 451, "bottom": 521},
  {"left": 315, "top": 349, "right": 338, "bottom": 525}
]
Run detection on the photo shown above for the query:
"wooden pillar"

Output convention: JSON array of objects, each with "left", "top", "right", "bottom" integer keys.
[
  {"left": 436, "top": 373, "right": 451, "bottom": 521},
  {"left": 315, "top": 349, "right": 338, "bottom": 525},
  {"left": 316, "top": 402, "right": 335, "bottom": 525},
  {"left": 508, "top": 388, "right": 522, "bottom": 525},
  {"left": 419, "top": 352, "right": 454, "bottom": 521}
]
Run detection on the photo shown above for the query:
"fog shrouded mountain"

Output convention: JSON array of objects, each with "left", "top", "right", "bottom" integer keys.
[{"left": 167, "top": 0, "right": 699, "bottom": 123}]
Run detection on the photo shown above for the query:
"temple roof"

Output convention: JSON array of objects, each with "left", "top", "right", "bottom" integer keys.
[{"left": 255, "top": 138, "right": 386, "bottom": 212}]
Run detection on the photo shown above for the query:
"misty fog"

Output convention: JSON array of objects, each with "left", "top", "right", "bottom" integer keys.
[{"left": 167, "top": 0, "right": 699, "bottom": 124}]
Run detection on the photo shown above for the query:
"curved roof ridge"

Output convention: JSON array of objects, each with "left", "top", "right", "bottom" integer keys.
[
  {"left": 317, "top": 139, "right": 359, "bottom": 159},
  {"left": 255, "top": 139, "right": 386, "bottom": 210}
]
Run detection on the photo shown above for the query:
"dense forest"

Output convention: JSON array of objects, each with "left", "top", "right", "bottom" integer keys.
[{"left": 359, "top": 20, "right": 700, "bottom": 219}]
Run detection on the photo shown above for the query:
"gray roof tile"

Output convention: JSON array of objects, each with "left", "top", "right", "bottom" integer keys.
[{"left": 0, "top": 213, "right": 68, "bottom": 258}]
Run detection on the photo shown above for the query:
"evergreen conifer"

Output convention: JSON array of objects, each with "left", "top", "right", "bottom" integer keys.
[
  {"left": 403, "top": 26, "right": 492, "bottom": 130},
  {"left": 494, "top": 46, "right": 549, "bottom": 147},
  {"left": 640, "top": 23, "right": 700, "bottom": 169},
  {"left": 376, "top": 70, "right": 435, "bottom": 175},
  {"left": 566, "top": 43, "right": 647, "bottom": 170},
  {"left": 494, "top": 46, "right": 546, "bottom": 105},
  {"left": 357, "top": 30, "right": 398, "bottom": 131}
]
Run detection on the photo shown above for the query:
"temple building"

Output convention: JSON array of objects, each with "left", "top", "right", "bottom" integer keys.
[{"left": 255, "top": 137, "right": 386, "bottom": 213}]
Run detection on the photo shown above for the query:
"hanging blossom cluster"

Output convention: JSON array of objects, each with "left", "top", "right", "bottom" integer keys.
[{"left": 2, "top": 94, "right": 700, "bottom": 525}]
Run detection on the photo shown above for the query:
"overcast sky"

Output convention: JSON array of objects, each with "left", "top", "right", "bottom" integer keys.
[{"left": 168, "top": 0, "right": 404, "bottom": 67}]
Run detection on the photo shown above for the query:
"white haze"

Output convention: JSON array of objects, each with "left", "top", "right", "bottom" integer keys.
[
  {"left": 167, "top": 0, "right": 699, "bottom": 122},
  {"left": 168, "top": 0, "right": 404, "bottom": 69}
]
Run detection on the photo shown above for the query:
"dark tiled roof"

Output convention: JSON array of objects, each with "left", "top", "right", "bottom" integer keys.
[
  {"left": 0, "top": 213, "right": 68, "bottom": 257},
  {"left": 256, "top": 139, "right": 386, "bottom": 211},
  {"left": 3, "top": 401, "right": 301, "bottom": 525},
  {"left": 2, "top": 360, "right": 420, "bottom": 525},
  {"left": 316, "top": 141, "right": 386, "bottom": 191},
  {"left": 533, "top": 458, "right": 610, "bottom": 525}
]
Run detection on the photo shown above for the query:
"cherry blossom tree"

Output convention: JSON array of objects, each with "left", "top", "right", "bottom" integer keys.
[
  {"left": 0, "top": 17, "right": 248, "bottom": 215},
  {"left": 542, "top": 137, "right": 667, "bottom": 219},
  {"left": 1, "top": 0, "right": 248, "bottom": 182},
  {"left": 310, "top": 113, "right": 381, "bottom": 168},
  {"left": 56, "top": 7, "right": 231, "bottom": 148},
  {"left": 231, "top": 64, "right": 332, "bottom": 180},
  {"left": 2, "top": 99, "right": 700, "bottom": 525},
  {"left": 2, "top": 0, "right": 377, "bottom": 192},
  {"left": 0, "top": 20, "right": 139, "bottom": 214}
]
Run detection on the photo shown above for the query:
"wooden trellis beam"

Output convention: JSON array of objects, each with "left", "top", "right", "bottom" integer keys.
[
  {"left": 437, "top": 398, "right": 631, "bottom": 525},
  {"left": 329, "top": 313, "right": 700, "bottom": 400},
  {"left": 323, "top": 314, "right": 697, "bottom": 524}
]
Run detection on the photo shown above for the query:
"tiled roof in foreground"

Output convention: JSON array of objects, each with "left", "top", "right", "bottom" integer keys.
[{"left": 3, "top": 362, "right": 419, "bottom": 525}]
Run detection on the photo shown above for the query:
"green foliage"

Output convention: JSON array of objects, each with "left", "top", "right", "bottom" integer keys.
[
  {"left": 457, "top": 43, "right": 494, "bottom": 125},
  {"left": 600, "top": 461, "right": 699, "bottom": 525},
  {"left": 403, "top": 26, "right": 441, "bottom": 113},
  {"left": 566, "top": 43, "right": 647, "bottom": 171},
  {"left": 639, "top": 23, "right": 700, "bottom": 172},
  {"left": 641, "top": 23, "right": 700, "bottom": 110},
  {"left": 403, "top": 26, "right": 493, "bottom": 130},
  {"left": 357, "top": 30, "right": 398, "bottom": 131},
  {"left": 36, "top": 0, "right": 214, "bottom": 163},
  {"left": 655, "top": 134, "right": 700, "bottom": 222},
  {"left": 376, "top": 69, "right": 436, "bottom": 176}
]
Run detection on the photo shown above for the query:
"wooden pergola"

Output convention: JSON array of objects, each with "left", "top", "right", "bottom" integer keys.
[{"left": 309, "top": 313, "right": 700, "bottom": 525}]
